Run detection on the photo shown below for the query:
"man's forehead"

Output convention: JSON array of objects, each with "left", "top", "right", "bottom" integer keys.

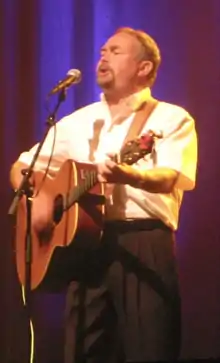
[{"left": 103, "top": 32, "right": 140, "bottom": 50}]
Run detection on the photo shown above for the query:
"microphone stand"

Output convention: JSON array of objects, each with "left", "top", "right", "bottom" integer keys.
[{"left": 8, "top": 88, "right": 67, "bottom": 361}]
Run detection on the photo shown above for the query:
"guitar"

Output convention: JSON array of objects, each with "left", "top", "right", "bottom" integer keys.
[{"left": 15, "top": 132, "right": 155, "bottom": 290}]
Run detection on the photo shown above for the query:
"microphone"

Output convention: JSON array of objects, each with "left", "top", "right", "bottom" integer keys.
[{"left": 48, "top": 69, "right": 82, "bottom": 95}]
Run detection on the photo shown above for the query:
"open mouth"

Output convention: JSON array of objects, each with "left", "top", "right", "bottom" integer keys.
[{"left": 98, "top": 65, "right": 111, "bottom": 75}]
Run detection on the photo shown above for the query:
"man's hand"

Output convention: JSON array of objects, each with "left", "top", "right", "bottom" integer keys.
[
  {"left": 96, "top": 159, "right": 140, "bottom": 184},
  {"left": 10, "top": 161, "right": 33, "bottom": 190}
]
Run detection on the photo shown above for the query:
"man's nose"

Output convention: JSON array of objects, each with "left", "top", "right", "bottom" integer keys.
[{"left": 100, "top": 52, "right": 109, "bottom": 62}]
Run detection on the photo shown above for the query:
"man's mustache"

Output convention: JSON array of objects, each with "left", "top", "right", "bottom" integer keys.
[{"left": 97, "top": 63, "right": 113, "bottom": 73}]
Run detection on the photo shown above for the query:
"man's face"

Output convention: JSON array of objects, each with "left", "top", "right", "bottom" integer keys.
[{"left": 96, "top": 32, "right": 142, "bottom": 93}]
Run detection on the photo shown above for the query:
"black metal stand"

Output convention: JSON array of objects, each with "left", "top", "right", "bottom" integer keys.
[{"left": 8, "top": 88, "right": 67, "bottom": 361}]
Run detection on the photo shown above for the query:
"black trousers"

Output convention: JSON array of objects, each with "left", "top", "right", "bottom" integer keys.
[{"left": 64, "top": 220, "right": 181, "bottom": 363}]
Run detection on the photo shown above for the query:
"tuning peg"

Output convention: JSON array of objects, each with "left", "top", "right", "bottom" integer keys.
[{"left": 150, "top": 130, "right": 163, "bottom": 139}]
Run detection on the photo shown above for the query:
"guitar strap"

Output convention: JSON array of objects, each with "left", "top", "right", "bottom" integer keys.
[
  {"left": 89, "top": 119, "right": 105, "bottom": 162},
  {"left": 122, "top": 97, "right": 159, "bottom": 146}
]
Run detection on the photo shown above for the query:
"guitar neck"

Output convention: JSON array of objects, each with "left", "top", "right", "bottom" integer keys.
[{"left": 63, "top": 169, "right": 98, "bottom": 211}]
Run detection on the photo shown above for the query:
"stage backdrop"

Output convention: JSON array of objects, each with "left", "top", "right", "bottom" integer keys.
[{"left": 1, "top": 0, "right": 220, "bottom": 362}]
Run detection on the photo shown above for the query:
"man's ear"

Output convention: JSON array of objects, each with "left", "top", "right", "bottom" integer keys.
[{"left": 138, "top": 60, "right": 153, "bottom": 78}]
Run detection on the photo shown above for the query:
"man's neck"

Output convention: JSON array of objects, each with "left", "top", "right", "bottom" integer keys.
[
  {"left": 104, "top": 89, "right": 138, "bottom": 124},
  {"left": 101, "top": 85, "right": 151, "bottom": 123},
  {"left": 103, "top": 86, "right": 143, "bottom": 106}
]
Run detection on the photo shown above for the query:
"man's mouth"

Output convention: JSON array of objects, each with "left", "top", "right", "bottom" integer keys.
[{"left": 98, "top": 65, "right": 111, "bottom": 75}]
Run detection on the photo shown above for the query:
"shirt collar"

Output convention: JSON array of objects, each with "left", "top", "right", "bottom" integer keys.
[{"left": 100, "top": 87, "right": 152, "bottom": 112}]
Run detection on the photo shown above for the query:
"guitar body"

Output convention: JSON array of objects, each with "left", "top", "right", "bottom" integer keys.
[{"left": 15, "top": 160, "right": 105, "bottom": 290}]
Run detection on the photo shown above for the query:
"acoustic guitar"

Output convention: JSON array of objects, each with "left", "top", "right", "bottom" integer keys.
[{"left": 15, "top": 132, "right": 155, "bottom": 290}]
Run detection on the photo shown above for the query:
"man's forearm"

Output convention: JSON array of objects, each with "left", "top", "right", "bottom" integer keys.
[{"left": 119, "top": 165, "right": 179, "bottom": 193}]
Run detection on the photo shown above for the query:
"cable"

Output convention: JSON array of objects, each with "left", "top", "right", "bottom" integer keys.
[{"left": 21, "top": 285, "right": 35, "bottom": 363}]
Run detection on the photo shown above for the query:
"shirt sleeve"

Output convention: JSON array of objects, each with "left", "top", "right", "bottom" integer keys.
[
  {"left": 18, "top": 117, "right": 71, "bottom": 176},
  {"left": 155, "top": 115, "right": 198, "bottom": 190}
]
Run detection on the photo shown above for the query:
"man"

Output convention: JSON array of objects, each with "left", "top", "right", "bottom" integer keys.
[{"left": 10, "top": 27, "right": 197, "bottom": 362}]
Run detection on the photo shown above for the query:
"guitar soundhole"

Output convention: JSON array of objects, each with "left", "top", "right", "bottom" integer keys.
[{"left": 53, "top": 194, "right": 64, "bottom": 224}]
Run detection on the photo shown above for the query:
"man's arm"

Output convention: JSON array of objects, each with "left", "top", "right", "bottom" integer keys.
[
  {"left": 120, "top": 165, "right": 179, "bottom": 193},
  {"left": 97, "top": 114, "right": 197, "bottom": 193},
  {"left": 9, "top": 115, "right": 74, "bottom": 190},
  {"left": 97, "top": 161, "right": 178, "bottom": 193}
]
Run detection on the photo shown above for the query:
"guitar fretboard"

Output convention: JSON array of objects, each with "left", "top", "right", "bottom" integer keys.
[{"left": 63, "top": 169, "right": 98, "bottom": 211}]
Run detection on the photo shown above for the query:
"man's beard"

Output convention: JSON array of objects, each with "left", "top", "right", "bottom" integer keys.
[
  {"left": 96, "top": 66, "right": 114, "bottom": 89},
  {"left": 96, "top": 76, "right": 114, "bottom": 89}
]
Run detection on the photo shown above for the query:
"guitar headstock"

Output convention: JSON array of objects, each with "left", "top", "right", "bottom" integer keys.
[{"left": 117, "top": 131, "right": 158, "bottom": 165}]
